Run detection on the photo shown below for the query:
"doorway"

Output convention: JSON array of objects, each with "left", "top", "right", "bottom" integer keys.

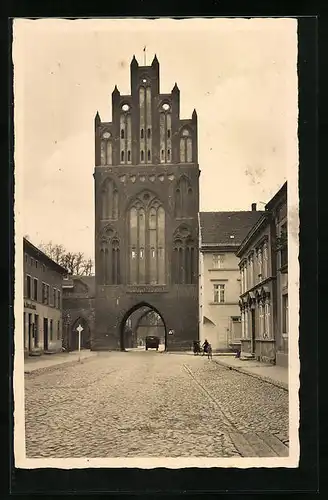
[
  {"left": 34, "top": 314, "right": 39, "bottom": 348},
  {"left": 43, "top": 317, "right": 49, "bottom": 351},
  {"left": 28, "top": 313, "right": 33, "bottom": 352},
  {"left": 251, "top": 308, "right": 256, "bottom": 355},
  {"left": 119, "top": 302, "right": 167, "bottom": 352}
]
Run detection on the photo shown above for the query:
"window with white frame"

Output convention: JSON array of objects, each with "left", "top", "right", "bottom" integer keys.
[
  {"left": 243, "top": 262, "right": 247, "bottom": 291},
  {"left": 213, "top": 283, "right": 225, "bottom": 303},
  {"left": 257, "top": 247, "right": 263, "bottom": 282},
  {"left": 259, "top": 303, "right": 265, "bottom": 337},
  {"left": 263, "top": 243, "right": 268, "bottom": 279},
  {"left": 212, "top": 253, "right": 224, "bottom": 269},
  {"left": 249, "top": 255, "right": 254, "bottom": 288},
  {"left": 264, "top": 301, "right": 271, "bottom": 338}
]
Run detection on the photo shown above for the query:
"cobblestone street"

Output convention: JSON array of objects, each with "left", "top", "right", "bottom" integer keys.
[{"left": 24, "top": 351, "right": 289, "bottom": 458}]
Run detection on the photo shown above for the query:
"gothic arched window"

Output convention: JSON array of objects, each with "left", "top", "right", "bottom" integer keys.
[
  {"left": 159, "top": 104, "right": 172, "bottom": 163},
  {"left": 100, "top": 132, "right": 112, "bottom": 166},
  {"left": 111, "top": 238, "right": 120, "bottom": 285},
  {"left": 99, "top": 228, "right": 120, "bottom": 285},
  {"left": 128, "top": 193, "right": 165, "bottom": 285},
  {"left": 180, "top": 128, "right": 193, "bottom": 163},
  {"left": 139, "top": 85, "right": 152, "bottom": 164},
  {"left": 175, "top": 176, "right": 193, "bottom": 218},
  {"left": 172, "top": 225, "right": 197, "bottom": 284},
  {"left": 120, "top": 108, "right": 131, "bottom": 164},
  {"left": 101, "top": 178, "right": 119, "bottom": 220}
]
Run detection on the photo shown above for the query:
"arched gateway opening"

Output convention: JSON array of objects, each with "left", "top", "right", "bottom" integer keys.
[
  {"left": 119, "top": 302, "right": 167, "bottom": 352},
  {"left": 70, "top": 317, "right": 91, "bottom": 351}
]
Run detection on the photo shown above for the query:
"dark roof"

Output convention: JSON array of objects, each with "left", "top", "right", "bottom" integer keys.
[
  {"left": 199, "top": 211, "right": 265, "bottom": 248},
  {"left": 23, "top": 238, "right": 68, "bottom": 275},
  {"left": 265, "top": 181, "right": 287, "bottom": 211},
  {"left": 236, "top": 182, "right": 287, "bottom": 256}
]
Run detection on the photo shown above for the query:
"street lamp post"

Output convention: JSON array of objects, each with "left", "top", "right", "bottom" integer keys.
[{"left": 76, "top": 324, "right": 84, "bottom": 362}]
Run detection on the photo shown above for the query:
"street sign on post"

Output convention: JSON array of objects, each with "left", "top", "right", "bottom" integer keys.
[{"left": 76, "top": 324, "right": 84, "bottom": 362}]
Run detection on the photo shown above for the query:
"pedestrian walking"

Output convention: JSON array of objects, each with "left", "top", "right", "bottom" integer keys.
[
  {"left": 202, "top": 339, "right": 209, "bottom": 356},
  {"left": 193, "top": 340, "right": 201, "bottom": 355},
  {"left": 207, "top": 343, "right": 213, "bottom": 360}
]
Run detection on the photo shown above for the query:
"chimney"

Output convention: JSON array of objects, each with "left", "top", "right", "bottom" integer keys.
[{"left": 251, "top": 203, "right": 257, "bottom": 211}]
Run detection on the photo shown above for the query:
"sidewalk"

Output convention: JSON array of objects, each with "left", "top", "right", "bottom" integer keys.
[
  {"left": 212, "top": 355, "right": 288, "bottom": 391},
  {"left": 24, "top": 350, "right": 98, "bottom": 374}
]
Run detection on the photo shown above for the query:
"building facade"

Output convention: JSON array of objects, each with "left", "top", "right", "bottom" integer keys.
[
  {"left": 199, "top": 209, "right": 264, "bottom": 352},
  {"left": 23, "top": 238, "right": 67, "bottom": 356},
  {"left": 93, "top": 55, "right": 199, "bottom": 351},
  {"left": 62, "top": 276, "right": 95, "bottom": 352},
  {"left": 237, "top": 182, "right": 288, "bottom": 366},
  {"left": 267, "top": 183, "right": 288, "bottom": 367}
]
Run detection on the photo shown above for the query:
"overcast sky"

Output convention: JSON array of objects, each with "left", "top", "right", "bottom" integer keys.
[{"left": 14, "top": 18, "right": 298, "bottom": 260}]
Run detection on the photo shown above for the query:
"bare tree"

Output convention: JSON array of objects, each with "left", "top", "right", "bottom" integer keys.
[{"left": 39, "top": 241, "right": 94, "bottom": 276}]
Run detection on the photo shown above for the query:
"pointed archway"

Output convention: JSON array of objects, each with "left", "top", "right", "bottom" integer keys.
[
  {"left": 119, "top": 302, "right": 168, "bottom": 351},
  {"left": 70, "top": 317, "right": 91, "bottom": 351}
]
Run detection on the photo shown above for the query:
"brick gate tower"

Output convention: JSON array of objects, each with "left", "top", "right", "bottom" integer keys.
[{"left": 93, "top": 55, "right": 199, "bottom": 351}]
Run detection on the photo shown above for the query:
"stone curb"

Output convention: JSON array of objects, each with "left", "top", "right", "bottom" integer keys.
[
  {"left": 212, "top": 359, "right": 288, "bottom": 391},
  {"left": 24, "top": 355, "right": 97, "bottom": 375}
]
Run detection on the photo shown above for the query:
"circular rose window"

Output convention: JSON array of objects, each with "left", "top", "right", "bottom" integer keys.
[
  {"left": 122, "top": 104, "right": 130, "bottom": 112},
  {"left": 162, "top": 103, "right": 170, "bottom": 111},
  {"left": 102, "top": 132, "right": 111, "bottom": 139}
]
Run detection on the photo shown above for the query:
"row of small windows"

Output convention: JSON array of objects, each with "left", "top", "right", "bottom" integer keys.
[
  {"left": 118, "top": 128, "right": 173, "bottom": 141},
  {"left": 100, "top": 131, "right": 192, "bottom": 165},
  {"left": 121, "top": 128, "right": 153, "bottom": 140},
  {"left": 161, "top": 149, "right": 171, "bottom": 161},
  {"left": 25, "top": 275, "right": 61, "bottom": 307},
  {"left": 105, "top": 146, "right": 178, "bottom": 164},
  {"left": 25, "top": 253, "right": 47, "bottom": 272},
  {"left": 140, "top": 128, "right": 152, "bottom": 139},
  {"left": 121, "top": 150, "right": 132, "bottom": 162}
]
